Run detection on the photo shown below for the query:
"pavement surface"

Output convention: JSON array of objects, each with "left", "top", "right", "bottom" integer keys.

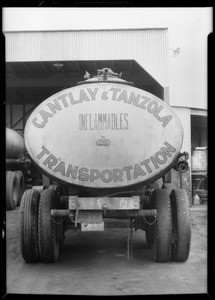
[{"left": 5, "top": 205, "right": 207, "bottom": 295}]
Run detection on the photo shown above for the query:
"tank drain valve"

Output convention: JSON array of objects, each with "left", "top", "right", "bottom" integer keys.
[{"left": 174, "top": 151, "right": 189, "bottom": 173}]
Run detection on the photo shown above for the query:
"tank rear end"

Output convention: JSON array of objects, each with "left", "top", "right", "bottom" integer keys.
[
  {"left": 20, "top": 69, "right": 191, "bottom": 264},
  {"left": 24, "top": 70, "right": 183, "bottom": 192},
  {"left": 6, "top": 127, "right": 26, "bottom": 159}
]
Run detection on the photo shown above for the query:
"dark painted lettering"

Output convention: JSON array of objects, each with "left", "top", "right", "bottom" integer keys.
[
  {"left": 117, "top": 90, "right": 128, "bottom": 103},
  {"left": 101, "top": 91, "right": 108, "bottom": 100},
  {"left": 153, "top": 105, "right": 163, "bottom": 121},
  {"left": 39, "top": 110, "right": 53, "bottom": 123},
  {"left": 161, "top": 141, "right": 176, "bottom": 157},
  {"left": 140, "top": 159, "right": 152, "bottom": 173},
  {"left": 53, "top": 161, "right": 66, "bottom": 176},
  {"left": 153, "top": 105, "right": 172, "bottom": 127},
  {"left": 101, "top": 169, "right": 113, "bottom": 183},
  {"left": 68, "top": 91, "right": 79, "bottom": 105},
  {"left": 122, "top": 166, "right": 133, "bottom": 180},
  {"left": 31, "top": 87, "right": 174, "bottom": 130},
  {"left": 33, "top": 118, "right": 46, "bottom": 128},
  {"left": 93, "top": 114, "right": 98, "bottom": 130},
  {"left": 124, "top": 113, "right": 128, "bottom": 129},
  {"left": 150, "top": 156, "right": 159, "bottom": 169},
  {"left": 43, "top": 154, "right": 58, "bottom": 169},
  {"left": 37, "top": 146, "right": 50, "bottom": 159},
  {"left": 90, "top": 169, "right": 100, "bottom": 182},
  {"left": 138, "top": 97, "right": 150, "bottom": 109},
  {"left": 47, "top": 99, "right": 62, "bottom": 114},
  {"left": 111, "top": 88, "right": 121, "bottom": 100},
  {"left": 79, "top": 113, "right": 129, "bottom": 131},
  {"left": 147, "top": 101, "right": 158, "bottom": 113},
  {"left": 134, "top": 164, "right": 146, "bottom": 179},
  {"left": 98, "top": 114, "right": 103, "bottom": 130},
  {"left": 111, "top": 113, "right": 116, "bottom": 130},
  {"left": 128, "top": 92, "right": 140, "bottom": 106},
  {"left": 87, "top": 88, "right": 98, "bottom": 100},
  {"left": 79, "top": 89, "right": 90, "bottom": 102},
  {"left": 159, "top": 115, "right": 172, "bottom": 127},
  {"left": 36, "top": 140, "right": 176, "bottom": 184},
  {"left": 78, "top": 167, "right": 90, "bottom": 181},
  {"left": 154, "top": 151, "right": 167, "bottom": 164},
  {"left": 57, "top": 94, "right": 69, "bottom": 108},
  {"left": 120, "top": 113, "right": 124, "bottom": 130},
  {"left": 79, "top": 114, "right": 87, "bottom": 130},
  {"left": 113, "top": 168, "right": 124, "bottom": 182},
  {"left": 66, "top": 164, "right": 78, "bottom": 179}
]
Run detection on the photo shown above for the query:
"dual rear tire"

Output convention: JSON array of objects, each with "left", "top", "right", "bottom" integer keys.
[
  {"left": 170, "top": 189, "right": 191, "bottom": 262},
  {"left": 6, "top": 171, "right": 19, "bottom": 210},
  {"left": 145, "top": 188, "right": 191, "bottom": 262},
  {"left": 20, "top": 189, "right": 40, "bottom": 262},
  {"left": 20, "top": 187, "right": 63, "bottom": 263},
  {"left": 151, "top": 189, "right": 172, "bottom": 262},
  {"left": 38, "top": 189, "right": 61, "bottom": 263},
  {"left": 20, "top": 185, "right": 191, "bottom": 263},
  {"left": 15, "top": 171, "right": 25, "bottom": 206},
  {"left": 6, "top": 170, "right": 25, "bottom": 210}
]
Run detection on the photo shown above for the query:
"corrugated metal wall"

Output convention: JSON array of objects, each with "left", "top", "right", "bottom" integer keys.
[
  {"left": 171, "top": 106, "right": 191, "bottom": 162},
  {"left": 171, "top": 106, "right": 192, "bottom": 203},
  {"left": 4, "top": 29, "right": 169, "bottom": 87},
  {"left": 6, "top": 104, "right": 36, "bottom": 132}
]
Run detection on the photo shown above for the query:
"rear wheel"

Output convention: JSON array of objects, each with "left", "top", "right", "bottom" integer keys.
[
  {"left": 151, "top": 189, "right": 172, "bottom": 262},
  {"left": 49, "top": 185, "right": 64, "bottom": 248},
  {"left": 20, "top": 189, "right": 40, "bottom": 262},
  {"left": 15, "top": 171, "right": 25, "bottom": 206},
  {"left": 38, "top": 188, "right": 61, "bottom": 263},
  {"left": 6, "top": 171, "right": 19, "bottom": 210},
  {"left": 170, "top": 189, "right": 191, "bottom": 262}
]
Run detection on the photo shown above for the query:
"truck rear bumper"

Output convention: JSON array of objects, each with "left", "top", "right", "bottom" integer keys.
[{"left": 51, "top": 195, "right": 156, "bottom": 218}]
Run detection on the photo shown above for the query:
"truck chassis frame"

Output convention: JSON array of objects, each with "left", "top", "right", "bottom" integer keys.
[{"left": 20, "top": 184, "right": 191, "bottom": 264}]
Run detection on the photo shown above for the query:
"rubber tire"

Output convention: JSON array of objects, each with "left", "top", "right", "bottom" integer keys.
[
  {"left": 48, "top": 185, "right": 64, "bottom": 248},
  {"left": 6, "top": 171, "right": 19, "bottom": 210},
  {"left": 151, "top": 189, "right": 172, "bottom": 262},
  {"left": 38, "top": 189, "right": 60, "bottom": 263},
  {"left": 170, "top": 189, "right": 191, "bottom": 262},
  {"left": 20, "top": 189, "right": 41, "bottom": 263},
  {"left": 15, "top": 171, "right": 25, "bottom": 206}
]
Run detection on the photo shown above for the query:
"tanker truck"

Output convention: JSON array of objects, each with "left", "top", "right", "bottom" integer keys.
[
  {"left": 6, "top": 127, "right": 28, "bottom": 210},
  {"left": 20, "top": 68, "right": 191, "bottom": 263}
]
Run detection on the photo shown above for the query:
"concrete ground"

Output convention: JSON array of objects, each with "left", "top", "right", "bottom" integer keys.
[{"left": 5, "top": 205, "right": 207, "bottom": 295}]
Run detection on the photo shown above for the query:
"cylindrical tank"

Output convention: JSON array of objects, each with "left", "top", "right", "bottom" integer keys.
[
  {"left": 6, "top": 127, "right": 26, "bottom": 159},
  {"left": 24, "top": 70, "right": 184, "bottom": 190}
]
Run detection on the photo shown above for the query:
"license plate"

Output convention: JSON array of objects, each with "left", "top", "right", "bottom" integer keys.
[
  {"left": 81, "top": 222, "right": 104, "bottom": 231},
  {"left": 69, "top": 196, "right": 140, "bottom": 210}
]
